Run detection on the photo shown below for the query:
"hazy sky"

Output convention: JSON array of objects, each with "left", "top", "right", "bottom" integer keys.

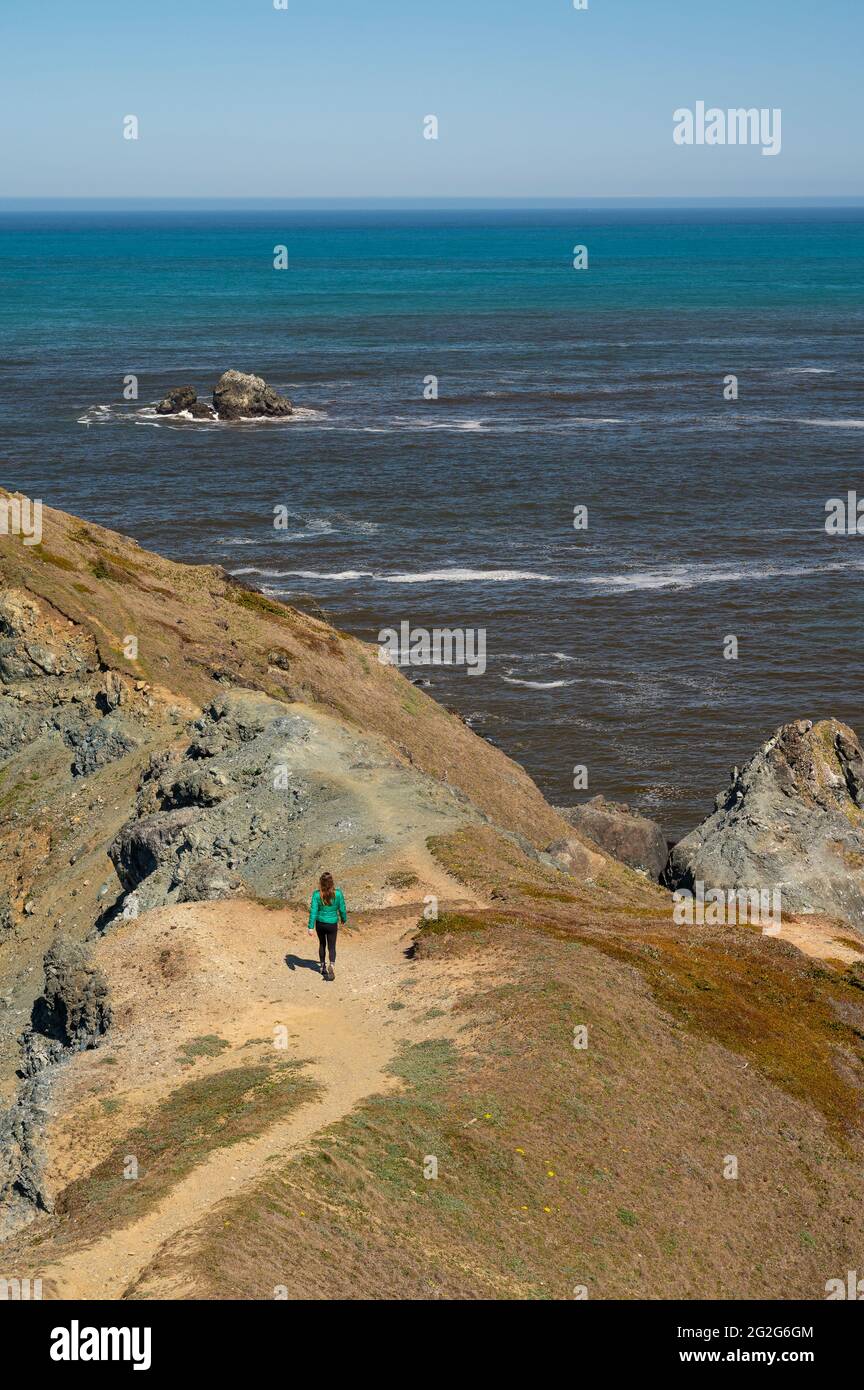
[{"left": 1, "top": 0, "right": 859, "bottom": 199}]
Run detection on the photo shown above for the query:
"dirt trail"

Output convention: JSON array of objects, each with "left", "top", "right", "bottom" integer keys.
[
  {"left": 769, "top": 913, "right": 864, "bottom": 966},
  {"left": 37, "top": 899, "right": 470, "bottom": 1301}
]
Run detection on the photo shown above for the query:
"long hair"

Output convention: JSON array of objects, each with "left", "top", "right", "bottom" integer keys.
[{"left": 319, "top": 871, "right": 335, "bottom": 906}]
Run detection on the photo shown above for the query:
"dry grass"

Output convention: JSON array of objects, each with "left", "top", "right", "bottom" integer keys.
[
  {"left": 42, "top": 1057, "right": 319, "bottom": 1255},
  {"left": 560, "top": 925, "right": 864, "bottom": 1142},
  {"left": 429, "top": 826, "right": 864, "bottom": 1139},
  {"left": 125, "top": 919, "right": 864, "bottom": 1301}
]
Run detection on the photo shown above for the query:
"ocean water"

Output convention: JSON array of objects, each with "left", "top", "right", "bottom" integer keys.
[{"left": 2, "top": 204, "right": 863, "bottom": 838}]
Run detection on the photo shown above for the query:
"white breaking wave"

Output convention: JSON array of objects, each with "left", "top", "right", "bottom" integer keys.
[
  {"left": 77, "top": 403, "right": 325, "bottom": 427},
  {"left": 501, "top": 676, "right": 577, "bottom": 689},
  {"left": 218, "top": 515, "right": 379, "bottom": 546},
  {"left": 232, "top": 560, "right": 860, "bottom": 592},
  {"left": 230, "top": 566, "right": 556, "bottom": 584},
  {"left": 283, "top": 518, "right": 334, "bottom": 535},
  {"left": 382, "top": 568, "right": 555, "bottom": 584},
  {"left": 584, "top": 559, "right": 863, "bottom": 593},
  {"left": 794, "top": 418, "right": 864, "bottom": 429},
  {"left": 277, "top": 511, "right": 378, "bottom": 537},
  {"left": 352, "top": 417, "right": 625, "bottom": 435}
]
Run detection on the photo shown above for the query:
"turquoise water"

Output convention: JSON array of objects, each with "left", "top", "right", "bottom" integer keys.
[{"left": 2, "top": 205, "right": 863, "bottom": 835}]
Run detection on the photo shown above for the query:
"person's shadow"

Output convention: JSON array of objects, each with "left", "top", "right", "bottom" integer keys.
[{"left": 285, "top": 953, "right": 323, "bottom": 973}]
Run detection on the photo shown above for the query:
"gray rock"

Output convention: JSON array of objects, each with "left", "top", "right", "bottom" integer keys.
[
  {"left": 109, "top": 807, "right": 199, "bottom": 890},
  {"left": 186, "top": 736, "right": 225, "bottom": 759},
  {"left": 1, "top": 937, "right": 110, "bottom": 1224},
  {"left": 544, "top": 835, "right": 603, "bottom": 879},
  {"left": 0, "top": 1070, "right": 53, "bottom": 1222},
  {"left": 666, "top": 718, "right": 864, "bottom": 927},
  {"left": 0, "top": 889, "right": 12, "bottom": 938},
  {"left": 158, "top": 764, "right": 231, "bottom": 809},
  {"left": 560, "top": 795, "right": 667, "bottom": 879},
  {"left": 100, "top": 671, "right": 124, "bottom": 711},
  {"left": 104, "top": 691, "right": 310, "bottom": 911},
  {"left": 206, "top": 689, "right": 290, "bottom": 741},
  {"left": 155, "top": 385, "right": 197, "bottom": 415},
  {"left": 24, "top": 935, "right": 111, "bottom": 1071},
  {"left": 0, "top": 698, "right": 40, "bottom": 759},
  {"left": 0, "top": 639, "right": 52, "bottom": 682},
  {"left": 213, "top": 370, "right": 292, "bottom": 421},
  {"left": 66, "top": 712, "right": 140, "bottom": 776},
  {"left": 175, "top": 861, "right": 244, "bottom": 904},
  {"left": 188, "top": 401, "right": 216, "bottom": 419},
  {"left": 0, "top": 592, "right": 40, "bottom": 639},
  {"left": 24, "top": 643, "right": 62, "bottom": 675}
]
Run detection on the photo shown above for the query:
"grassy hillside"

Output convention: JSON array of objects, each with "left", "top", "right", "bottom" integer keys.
[
  {"left": 123, "top": 849, "right": 864, "bottom": 1300},
  {"left": 2, "top": 495, "right": 864, "bottom": 1302}
]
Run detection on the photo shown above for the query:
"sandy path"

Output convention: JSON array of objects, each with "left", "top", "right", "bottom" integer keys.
[
  {"left": 38, "top": 905, "right": 431, "bottom": 1300},
  {"left": 767, "top": 913, "right": 864, "bottom": 966}
]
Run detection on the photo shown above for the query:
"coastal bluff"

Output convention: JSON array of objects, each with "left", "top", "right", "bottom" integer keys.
[{"left": 2, "top": 493, "right": 864, "bottom": 1301}]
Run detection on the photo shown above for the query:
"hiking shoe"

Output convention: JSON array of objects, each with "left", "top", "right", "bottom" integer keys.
[
  {"left": 328, "top": 965, "right": 336, "bottom": 981},
  {"left": 320, "top": 962, "right": 327, "bottom": 976}
]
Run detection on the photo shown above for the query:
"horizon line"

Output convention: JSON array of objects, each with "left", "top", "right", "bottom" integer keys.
[{"left": 1, "top": 195, "right": 863, "bottom": 209}]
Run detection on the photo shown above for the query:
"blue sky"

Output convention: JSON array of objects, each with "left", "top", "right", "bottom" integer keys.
[{"left": 0, "top": 0, "right": 859, "bottom": 198}]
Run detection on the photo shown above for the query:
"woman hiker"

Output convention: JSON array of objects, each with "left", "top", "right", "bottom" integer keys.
[{"left": 307, "top": 871, "right": 348, "bottom": 980}]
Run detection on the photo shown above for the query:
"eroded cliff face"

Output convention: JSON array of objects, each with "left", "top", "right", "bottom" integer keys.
[
  {"left": 0, "top": 579, "right": 170, "bottom": 1098},
  {"left": 0, "top": 934, "right": 111, "bottom": 1233},
  {"left": 0, "top": 493, "right": 600, "bottom": 1226},
  {"left": 667, "top": 718, "right": 864, "bottom": 927},
  {"left": 0, "top": 494, "right": 574, "bottom": 977}
]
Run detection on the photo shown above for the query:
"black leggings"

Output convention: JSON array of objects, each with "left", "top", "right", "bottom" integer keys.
[{"left": 315, "top": 923, "right": 338, "bottom": 964}]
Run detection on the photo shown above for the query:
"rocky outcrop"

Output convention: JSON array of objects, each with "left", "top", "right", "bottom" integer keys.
[
  {"left": 560, "top": 796, "right": 667, "bottom": 879},
  {"left": 666, "top": 718, "right": 864, "bottom": 927},
  {"left": 24, "top": 935, "right": 111, "bottom": 1072},
  {"left": 0, "top": 588, "right": 149, "bottom": 783},
  {"left": 108, "top": 691, "right": 309, "bottom": 912},
  {"left": 158, "top": 763, "right": 230, "bottom": 809},
  {"left": 154, "top": 372, "right": 293, "bottom": 421},
  {"left": 66, "top": 710, "right": 141, "bottom": 777},
  {"left": 109, "top": 807, "right": 200, "bottom": 895},
  {"left": 0, "top": 589, "right": 94, "bottom": 686},
  {"left": 212, "top": 370, "right": 293, "bottom": 420},
  {"left": 544, "top": 835, "right": 605, "bottom": 880},
  {"left": 0, "top": 1070, "right": 51, "bottom": 1227},
  {"left": 0, "top": 937, "right": 110, "bottom": 1225},
  {"left": 156, "top": 385, "right": 197, "bottom": 415},
  {"left": 175, "top": 863, "right": 245, "bottom": 904}
]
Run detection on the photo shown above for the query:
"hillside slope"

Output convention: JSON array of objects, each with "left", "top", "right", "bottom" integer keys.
[
  {"left": 0, "top": 492, "right": 593, "bottom": 1096},
  {"left": 2, "top": 493, "right": 864, "bottom": 1300}
]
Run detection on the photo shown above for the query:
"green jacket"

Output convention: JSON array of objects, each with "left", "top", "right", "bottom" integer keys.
[{"left": 308, "top": 888, "right": 347, "bottom": 930}]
